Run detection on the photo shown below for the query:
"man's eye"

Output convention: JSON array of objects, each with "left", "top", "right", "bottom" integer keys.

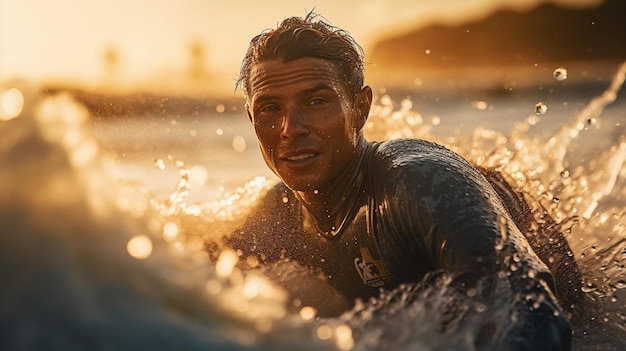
[
  {"left": 259, "top": 105, "right": 279, "bottom": 113},
  {"left": 309, "top": 98, "right": 327, "bottom": 106}
]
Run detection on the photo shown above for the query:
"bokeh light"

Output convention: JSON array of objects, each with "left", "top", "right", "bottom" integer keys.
[
  {"left": 126, "top": 234, "right": 153, "bottom": 259},
  {"left": 0, "top": 88, "right": 24, "bottom": 121}
]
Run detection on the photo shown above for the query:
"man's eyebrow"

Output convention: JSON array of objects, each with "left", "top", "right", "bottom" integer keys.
[
  {"left": 252, "top": 83, "right": 337, "bottom": 104},
  {"left": 252, "top": 94, "right": 278, "bottom": 105},
  {"left": 301, "top": 83, "right": 335, "bottom": 95}
]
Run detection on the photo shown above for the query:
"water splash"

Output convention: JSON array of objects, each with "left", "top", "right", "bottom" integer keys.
[
  {"left": 362, "top": 61, "right": 626, "bottom": 348},
  {"left": 0, "top": 86, "right": 343, "bottom": 351},
  {"left": 153, "top": 156, "right": 191, "bottom": 216},
  {"left": 1, "top": 60, "right": 625, "bottom": 350}
]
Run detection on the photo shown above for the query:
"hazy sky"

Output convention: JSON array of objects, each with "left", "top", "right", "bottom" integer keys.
[{"left": 0, "top": 0, "right": 601, "bottom": 89}]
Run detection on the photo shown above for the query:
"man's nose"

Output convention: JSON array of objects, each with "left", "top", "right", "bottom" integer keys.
[{"left": 280, "top": 106, "right": 309, "bottom": 139}]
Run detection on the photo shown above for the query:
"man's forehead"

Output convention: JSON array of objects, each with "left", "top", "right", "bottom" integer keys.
[{"left": 248, "top": 57, "right": 345, "bottom": 92}]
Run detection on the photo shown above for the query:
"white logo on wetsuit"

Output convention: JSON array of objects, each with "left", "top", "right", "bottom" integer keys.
[{"left": 354, "top": 247, "right": 390, "bottom": 287}]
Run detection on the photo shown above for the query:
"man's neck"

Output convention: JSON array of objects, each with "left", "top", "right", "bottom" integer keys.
[{"left": 294, "top": 139, "right": 371, "bottom": 236}]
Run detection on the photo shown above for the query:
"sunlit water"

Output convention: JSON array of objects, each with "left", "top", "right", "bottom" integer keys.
[{"left": 1, "top": 62, "right": 625, "bottom": 350}]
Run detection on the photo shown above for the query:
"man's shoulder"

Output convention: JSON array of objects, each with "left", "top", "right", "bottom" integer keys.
[
  {"left": 377, "top": 138, "right": 443, "bottom": 152},
  {"left": 371, "top": 138, "right": 473, "bottom": 175}
]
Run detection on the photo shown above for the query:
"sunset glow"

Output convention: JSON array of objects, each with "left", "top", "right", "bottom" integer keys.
[{"left": 0, "top": 0, "right": 602, "bottom": 94}]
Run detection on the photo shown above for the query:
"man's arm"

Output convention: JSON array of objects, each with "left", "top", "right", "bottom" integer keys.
[{"left": 372, "top": 139, "right": 571, "bottom": 350}]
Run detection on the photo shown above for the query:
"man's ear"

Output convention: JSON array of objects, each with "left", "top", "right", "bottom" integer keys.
[{"left": 354, "top": 86, "right": 372, "bottom": 130}]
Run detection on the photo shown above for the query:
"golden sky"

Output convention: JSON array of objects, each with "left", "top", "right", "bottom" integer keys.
[{"left": 0, "top": 0, "right": 601, "bottom": 91}]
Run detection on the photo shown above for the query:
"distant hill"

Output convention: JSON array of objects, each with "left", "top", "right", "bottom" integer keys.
[{"left": 369, "top": 0, "right": 626, "bottom": 71}]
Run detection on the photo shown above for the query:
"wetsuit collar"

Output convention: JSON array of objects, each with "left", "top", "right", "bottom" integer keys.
[{"left": 295, "top": 139, "right": 373, "bottom": 238}]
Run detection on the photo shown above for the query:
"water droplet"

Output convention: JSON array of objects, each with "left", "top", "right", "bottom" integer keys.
[
  {"left": 560, "top": 170, "right": 570, "bottom": 178},
  {"left": 334, "top": 324, "right": 354, "bottom": 351},
  {"left": 429, "top": 114, "right": 440, "bottom": 126},
  {"left": 581, "top": 282, "right": 598, "bottom": 293},
  {"left": 281, "top": 196, "right": 289, "bottom": 204},
  {"left": 215, "top": 128, "right": 224, "bottom": 136},
  {"left": 552, "top": 196, "right": 560, "bottom": 203},
  {"left": 216, "top": 104, "right": 225, "bottom": 113},
  {"left": 232, "top": 136, "right": 246, "bottom": 152},
  {"left": 475, "top": 303, "right": 487, "bottom": 313},
  {"left": 526, "top": 114, "right": 540, "bottom": 125},
  {"left": 216, "top": 249, "right": 238, "bottom": 277},
  {"left": 153, "top": 158, "right": 166, "bottom": 170},
  {"left": 400, "top": 98, "right": 413, "bottom": 111},
  {"left": 613, "top": 280, "right": 626, "bottom": 289},
  {"left": 162, "top": 222, "right": 179, "bottom": 241},
  {"left": 313, "top": 189, "right": 319, "bottom": 194},
  {"left": 316, "top": 325, "right": 333, "bottom": 340},
  {"left": 471, "top": 100, "right": 488, "bottom": 111},
  {"left": 553, "top": 67, "right": 568, "bottom": 81},
  {"left": 535, "top": 102, "right": 547, "bottom": 115}
]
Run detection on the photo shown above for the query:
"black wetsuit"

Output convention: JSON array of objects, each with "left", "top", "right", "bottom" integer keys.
[{"left": 227, "top": 138, "right": 571, "bottom": 350}]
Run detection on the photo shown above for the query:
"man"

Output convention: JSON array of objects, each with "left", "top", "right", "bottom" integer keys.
[{"left": 226, "top": 13, "right": 572, "bottom": 350}]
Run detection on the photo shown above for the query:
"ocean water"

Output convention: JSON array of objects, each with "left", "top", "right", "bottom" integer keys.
[{"left": 1, "top": 61, "right": 625, "bottom": 350}]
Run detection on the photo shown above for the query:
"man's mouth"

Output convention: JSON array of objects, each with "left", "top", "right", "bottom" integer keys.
[
  {"left": 286, "top": 153, "right": 316, "bottom": 161},
  {"left": 279, "top": 150, "right": 320, "bottom": 170}
]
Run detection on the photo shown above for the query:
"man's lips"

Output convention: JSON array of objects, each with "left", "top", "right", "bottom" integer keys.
[
  {"left": 285, "top": 153, "right": 316, "bottom": 161},
  {"left": 278, "top": 150, "right": 320, "bottom": 169}
]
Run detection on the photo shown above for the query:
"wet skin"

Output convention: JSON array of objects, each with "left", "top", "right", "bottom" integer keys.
[{"left": 246, "top": 58, "right": 372, "bottom": 230}]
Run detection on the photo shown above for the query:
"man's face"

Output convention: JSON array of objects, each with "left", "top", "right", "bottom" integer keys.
[{"left": 247, "top": 57, "right": 370, "bottom": 192}]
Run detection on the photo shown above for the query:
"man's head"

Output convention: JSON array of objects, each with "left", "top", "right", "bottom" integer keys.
[
  {"left": 238, "top": 14, "right": 373, "bottom": 193},
  {"left": 237, "top": 12, "right": 365, "bottom": 104}
]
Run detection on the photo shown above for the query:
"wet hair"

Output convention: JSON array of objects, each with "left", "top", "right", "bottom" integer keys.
[{"left": 236, "top": 12, "right": 365, "bottom": 103}]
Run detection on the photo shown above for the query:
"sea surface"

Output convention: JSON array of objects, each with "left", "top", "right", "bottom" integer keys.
[{"left": 1, "top": 62, "right": 625, "bottom": 350}]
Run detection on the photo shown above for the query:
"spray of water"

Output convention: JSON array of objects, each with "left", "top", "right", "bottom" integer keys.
[{"left": 1, "top": 61, "right": 625, "bottom": 350}]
